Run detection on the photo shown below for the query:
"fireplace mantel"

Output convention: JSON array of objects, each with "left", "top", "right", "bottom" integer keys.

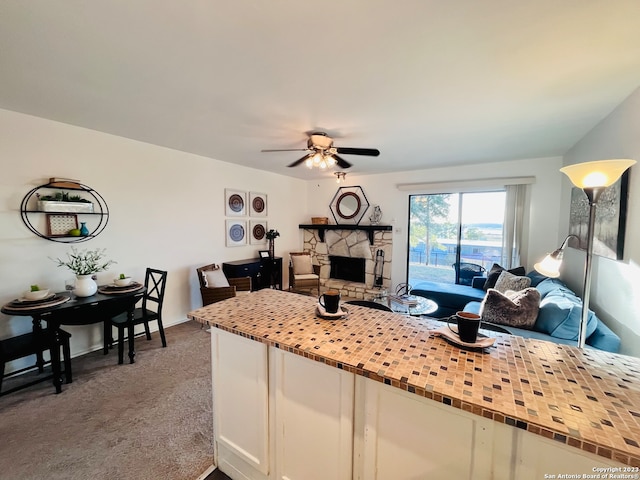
[{"left": 299, "top": 224, "right": 392, "bottom": 243}]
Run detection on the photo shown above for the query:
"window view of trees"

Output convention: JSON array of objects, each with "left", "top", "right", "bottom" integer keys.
[{"left": 408, "top": 191, "right": 506, "bottom": 287}]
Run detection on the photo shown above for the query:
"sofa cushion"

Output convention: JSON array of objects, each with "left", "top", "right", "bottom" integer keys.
[
  {"left": 494, "top": 270, "right": 531, "bottom": 293},
  {"left": 534, "top": 292, "right": 598, "bottom": 340},
  {"left": 291, "top": 254, "right": 314, "bottom": 275},
  {"left": 535, "top": 278, "right": 576, "bottom": 299},
  {"left": 480, "top": 287, "right": 541, "bottom": 329},
  {"left": 586, "top": 319, "right": 621, "bottom": 353},
  {"left": 483, "top": 263, "right": 526, "bottom": 290}
]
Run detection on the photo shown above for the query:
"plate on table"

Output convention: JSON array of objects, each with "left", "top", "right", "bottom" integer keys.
[
  {"left": 316, "top": 303, "right": 349, "bottom": 320},
  {"left": 98, "top": 282, "right": 143, "bottom": 294},
  {"left": 432, "top": 325, "right": 496, "bottom": 349},
  {"left": 13, "top": 293, "right": 57, "bottom": 305},
  {"left": 4, "top": 294, "right": 70, "bottom": 310}
]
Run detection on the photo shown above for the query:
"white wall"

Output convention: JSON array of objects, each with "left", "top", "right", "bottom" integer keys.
[
  {"left": 304, "top": 156, "right": 564, "bottom": 290},
  {"left": 0, "top": 109, "right": 308, "bottom": 370},
  {"left": 561, "top": 86, "right": 640, "bottom": 357}
]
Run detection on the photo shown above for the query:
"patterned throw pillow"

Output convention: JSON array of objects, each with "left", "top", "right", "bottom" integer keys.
[
  {"left": 480, "top": 287, "right": 541, "bottom": 329},
  {"left": 483, "top": 263, "right": 526, "bottom": 291},
  {"left": 493, "top": 270, "right": 531, "bottom": 293}
]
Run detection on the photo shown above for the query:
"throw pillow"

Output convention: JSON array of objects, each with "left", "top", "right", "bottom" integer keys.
[
  {"left": 202, "top": 268, "right": 230, "bottom": 288},
  {"left": 483, "top": 263, "right": 526, "bottom": 291},
  {"left": 291, "top": 254, "right": 314, "bottom": 275},
  {"left": 480, "top": 287, "right": 541, "bottom": 329},
  {"left": 494, "top": 270, "right": 531, "bottom": 293}
]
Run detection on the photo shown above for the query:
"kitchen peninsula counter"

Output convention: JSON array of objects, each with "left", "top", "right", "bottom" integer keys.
[{"left": 188, "top": 289, "right": 640, "bottom": 478}]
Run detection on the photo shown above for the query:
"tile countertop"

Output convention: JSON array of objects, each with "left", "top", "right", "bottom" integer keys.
[{"left": 187, "top": 289, "right": 640, "bottom": 466}]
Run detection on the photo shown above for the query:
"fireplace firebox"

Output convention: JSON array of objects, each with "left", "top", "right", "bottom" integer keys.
[{"left": 329, "top": 256, "right": 366, "bottom": 283}]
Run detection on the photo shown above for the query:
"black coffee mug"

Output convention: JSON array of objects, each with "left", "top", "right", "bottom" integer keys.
[
  {"left": 448, "top": 311, "right": 481, "bottom": 343},
  {"left": 319, "top": 290, "right": 341, "bottom": 314}
]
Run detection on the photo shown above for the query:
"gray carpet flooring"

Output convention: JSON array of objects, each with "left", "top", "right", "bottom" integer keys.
[{"left": 0, "top": 321, "right": 214, "bottom": 480}]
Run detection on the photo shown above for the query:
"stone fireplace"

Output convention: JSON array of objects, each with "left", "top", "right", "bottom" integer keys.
[{"left": 301, "top": 227, "right": 392, "bottom": 299}]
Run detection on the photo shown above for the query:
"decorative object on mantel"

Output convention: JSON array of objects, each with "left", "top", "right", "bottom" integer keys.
[
  {"left": 266, "top": 229, "right": 280, "bottom": 258},
  {"left": 369, "top": 205, "right": 382, "bottom": 225},
  {"left": 311, "top": 217, "right": 328, "bottom": 225},
  {"left": 329, "top": 186, "right": 370, "bottom": 225},
  {"left": 52, "top": 247, "right": 116, "bottom": 297}
]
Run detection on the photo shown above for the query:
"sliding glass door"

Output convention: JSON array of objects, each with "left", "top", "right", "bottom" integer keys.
[{"left": 408, "top": 191, "right": 506, "bottom": 288}]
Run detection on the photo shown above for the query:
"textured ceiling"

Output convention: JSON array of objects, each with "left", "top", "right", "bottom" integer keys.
[{"left": 1, "top": 1, "right": 639, "bottom": 179}]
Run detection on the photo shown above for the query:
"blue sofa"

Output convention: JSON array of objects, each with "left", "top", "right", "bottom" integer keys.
[{"left": 413, "top": 274, "right": 620, "bottom": 353}]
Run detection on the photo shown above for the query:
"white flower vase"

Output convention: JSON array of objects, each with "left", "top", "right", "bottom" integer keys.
[{"left": 74, "top": 274, "right": 98, "bottom": 297}]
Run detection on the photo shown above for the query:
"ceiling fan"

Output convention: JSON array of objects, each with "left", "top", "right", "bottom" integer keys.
[{"left": 261, "top": 132, "right": 380, "bottom": 169}]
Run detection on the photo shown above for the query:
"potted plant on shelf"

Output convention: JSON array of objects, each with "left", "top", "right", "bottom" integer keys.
[
  {"left": 266, "top": 229, "right": 280, "bottom": 258},
  {"left": 52, "top": 247, "right": 116, "bottom": 297},
  {"left": 37, "top": 191, "right": 94, "bottom": 213}
]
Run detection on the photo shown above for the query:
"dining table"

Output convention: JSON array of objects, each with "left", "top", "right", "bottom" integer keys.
[{"left": 1, "top": 284, "right": 145, "bottom": 393}]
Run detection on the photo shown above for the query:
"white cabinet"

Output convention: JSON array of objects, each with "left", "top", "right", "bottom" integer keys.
[
  {"left": 211, "top": 329, "right": 270, "bottom": 480},
  {"left": 210, "top": 330, "right": 623, "bottom": 480},
  {"left": 272, "top": 349, "right": 354, "bottom": 480}
]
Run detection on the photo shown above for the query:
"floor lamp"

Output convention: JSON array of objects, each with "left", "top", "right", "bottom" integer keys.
[{"left": 541, "top": 159, "right": 636, "bottom": 348}]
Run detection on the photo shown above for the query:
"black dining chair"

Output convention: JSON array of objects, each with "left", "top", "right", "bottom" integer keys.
[
  {"left": 109, "top": 268, "right": 168, "bottom": 364},
  {"left": 344, "top": 300, "right": 393, "bottom": 312}
]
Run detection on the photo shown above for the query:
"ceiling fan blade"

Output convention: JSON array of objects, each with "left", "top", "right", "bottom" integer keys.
[
  {"left": 261, "top": 148, "right": 310, "bottom": 153},
  {"left": 333, "top": 154, "right": 352, "bottom": 169},
  {"left": 287, "top": 153, "right": 312, "bottom": 168},
  {"left": 335, "top": 147, "right": 380, "bottom": 156}
]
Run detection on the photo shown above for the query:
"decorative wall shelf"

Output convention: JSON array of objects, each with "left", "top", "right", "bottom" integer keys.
[
  {"left": 20, "top": 180, "right": 109, "bottom": 243},
  {"left": 298, "top": 224, "right": 392, "bottom": 244}
]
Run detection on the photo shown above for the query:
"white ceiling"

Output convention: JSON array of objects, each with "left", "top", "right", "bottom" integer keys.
[{"left": 1, "top": 1, "right": 640, "bottom": 180}]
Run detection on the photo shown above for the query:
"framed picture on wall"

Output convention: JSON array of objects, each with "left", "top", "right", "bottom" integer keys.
[
  {"left": 249, "top": 192, "right": 267, "bottom": 217},
  {"left": 568, "top": 171, "right": 629, "bottom": 260},
  {"left": 225, "top": 189, "right": 247, "bottom": 217},
  {"left": 250, "top": 220, "right": 268, "bottom": 244},
  {"left": 226, "top": 220, "right": 247, "bottom": 247}
]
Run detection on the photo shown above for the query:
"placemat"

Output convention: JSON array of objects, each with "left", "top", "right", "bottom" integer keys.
[{"left": 3, "top": 295, "right": 71, "bottom": 311}]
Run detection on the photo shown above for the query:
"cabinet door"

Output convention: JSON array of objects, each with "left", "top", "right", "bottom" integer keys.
[
  {"left": 211, "top": 329, "right": 270, "bottom": 477},
  {"left": 358, "top": 378, "right": 496, "bottom": 480},
  {"left": 272, "top": 348, "right": 354, "bottom": 480}
]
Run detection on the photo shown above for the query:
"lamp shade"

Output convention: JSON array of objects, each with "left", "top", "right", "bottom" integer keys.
[
  {"left": 534, "top": 254, "right": 561, "bottom": 278},
  {"left": 560, "top": 159, "right": 636, "bottom": 188}
]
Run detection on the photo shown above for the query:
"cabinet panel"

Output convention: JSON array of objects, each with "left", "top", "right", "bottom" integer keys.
[
  {"left": 211, "top": 329, "right": 269, "bottom": 475},
  {"left": 272, "top": 349, "right": 353, "bottom": 480}
]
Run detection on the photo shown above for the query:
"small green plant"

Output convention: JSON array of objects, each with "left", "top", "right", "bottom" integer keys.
[
  {"left": 119, "top": 273, "right": 127, "bottom": 279},
  {"left": 30, "top": 284, "right": 40, "bottom": 292},
  {"left": 37, "top": 191, "right": 91, "bottom": 203}
]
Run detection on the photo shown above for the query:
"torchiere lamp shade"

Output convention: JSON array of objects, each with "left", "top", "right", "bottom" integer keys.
[{"left": 560, "top": 159, "right": 636, "bottom": 188}]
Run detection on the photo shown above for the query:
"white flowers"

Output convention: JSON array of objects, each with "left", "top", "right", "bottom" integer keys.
[{"left": 53, "top": 247, "right": 116, "bottom": 275}]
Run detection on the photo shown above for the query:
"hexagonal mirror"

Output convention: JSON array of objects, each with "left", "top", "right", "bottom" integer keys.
[{"left": 329, "top": 186, "right": 370, "bottom": 225}]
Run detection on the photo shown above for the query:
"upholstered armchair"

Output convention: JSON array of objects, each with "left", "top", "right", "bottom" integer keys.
[
  {"left": 196, "top": 263, "right": 252, "bottom": 306},
  {"left": 288, "top": 252, "right": 320, "bottom": 295}
]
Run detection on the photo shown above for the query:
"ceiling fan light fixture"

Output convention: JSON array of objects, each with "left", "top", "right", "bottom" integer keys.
[
  {"left": 305, "top": 158, "right": 313, "bottom": 168},
  {"left": 326, "top": 155, "right": 336, "bottom": 166},
  {"left": 312, "top": 152, "right": 323, "bottom": 165}
]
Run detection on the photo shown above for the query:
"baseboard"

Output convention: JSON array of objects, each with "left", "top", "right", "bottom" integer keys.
[{"left": 195, "top": 464, "right": 216, "bottom": 480}]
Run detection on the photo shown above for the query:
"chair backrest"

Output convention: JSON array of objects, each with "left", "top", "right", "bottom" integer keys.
[
  {"left": 289, "top": 252, "right": 314, "bottom": 274},
  {"left": 143, "top": 268, "right": 168, "bottom": 312},
  {"left": 345, "top": 300, "right": 393, "bottom": 312},
  {"left": 196, "top": 263, "right": 219, "bottom": 289}
]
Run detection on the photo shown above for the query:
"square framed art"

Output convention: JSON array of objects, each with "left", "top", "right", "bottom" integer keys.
[
  {"left": 249, "top": 192, "right": 267, "bottom": 217},
  {"left": 225, "top": 220, "right": 247, "bottom": 247},
  {"left": 250, "top": 220, "right": 268, "bottom": 245},
  {"left": 225, "top": 189, "right": 247, "bottom": 217}
]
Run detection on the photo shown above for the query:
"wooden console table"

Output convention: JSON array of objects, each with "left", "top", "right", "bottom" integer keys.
[{"left": 223, "top": 257, "right": 282, "bottom": 291}]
